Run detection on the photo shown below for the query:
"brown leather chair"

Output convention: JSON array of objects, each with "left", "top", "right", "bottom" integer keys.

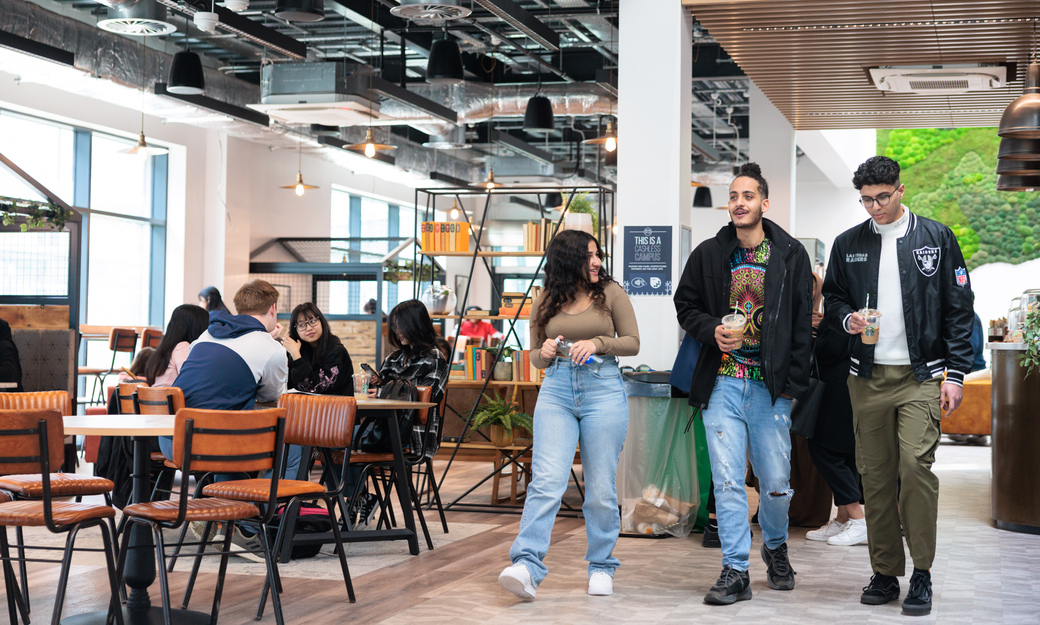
[
  {"left": 0, "top": 409, "right": 123, "bottom": 625},
  {"left": 134, "top": 386, "right": 185, "bottom": 471},
  {"left": 78, "top": 327, "right": 139, "bottom": 405},
  {"left": 185, "top": 394, "right": 358, "bottom": 619},
  {"left": 139, "top": 328, "right": 163, "bottom": 351},
  {"left": 118, "top": 408, "right": 287, "bottom": 625}
]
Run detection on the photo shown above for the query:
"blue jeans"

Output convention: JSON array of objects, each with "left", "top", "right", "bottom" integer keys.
[
  {"left": 702, "top": 375, "right": 793, "bottom": 571},
  {"left": 509, "top": 358, "right": 629, "bottom": 586},
  {"left": 159, "top": 436, "right": 302, "bottom": 482}
]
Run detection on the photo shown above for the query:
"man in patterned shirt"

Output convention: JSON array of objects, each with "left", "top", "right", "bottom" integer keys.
[{"left": 674, "top": 163, "right": 814, "bottom": 606}]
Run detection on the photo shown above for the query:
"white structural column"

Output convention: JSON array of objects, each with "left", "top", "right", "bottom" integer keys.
[
  {"left": 615, "top": 0, "right": 693, "bottom": 369},
  {"left": 749, "top": 83, "right": 796, "bottom": 233}
]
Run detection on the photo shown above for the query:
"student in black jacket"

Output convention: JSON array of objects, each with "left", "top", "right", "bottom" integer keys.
[
  {"left": 0, "top": 318, "right": 22, "bottom": 391},
  {"left": 674, "top": 163, "right": 813, "bottom": 606},
  {"left": 284, "top": 302, "right": 354, "bottom": 396}
]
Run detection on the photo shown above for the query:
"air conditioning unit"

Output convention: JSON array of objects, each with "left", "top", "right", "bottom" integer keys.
[
  {"left": 249, "top": 62, "right": 388, "bottom": 126},
  {"left": 869, "top": 64, "right": 1007, "bottom": 94}
]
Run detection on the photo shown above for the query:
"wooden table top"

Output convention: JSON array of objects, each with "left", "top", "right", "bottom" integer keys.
[
  {"left": 63, "top": 414, "right": 174, "bottom": 436},
  {"left": 356, "top": 397, "right": 435, "bottom": 410}
]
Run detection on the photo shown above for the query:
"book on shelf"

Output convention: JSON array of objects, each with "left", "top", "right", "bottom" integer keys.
[
  {"left": 467, "top": 309, "right": 492, "bottom": 317},
  {"left": 522, "top": 217, "right": 557, "bottom": 253},
  {"left": 421, "top": 221, "right": 470, "bottom": 253}
]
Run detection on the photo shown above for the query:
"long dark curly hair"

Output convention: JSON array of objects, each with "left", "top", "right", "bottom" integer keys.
[{"left": 535, "top": 229, "right": 612, "bottom": 333}]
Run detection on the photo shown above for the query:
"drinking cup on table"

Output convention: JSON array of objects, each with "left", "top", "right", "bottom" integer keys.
[
  {"left": 353, "top": 372, "right": 369, "bottom": 395},
  {"left": 721, "top": 312, "right": 747, "bottom": 337},
  {"left": 859, "top": 308, "right": 882, "bottom": 344}
]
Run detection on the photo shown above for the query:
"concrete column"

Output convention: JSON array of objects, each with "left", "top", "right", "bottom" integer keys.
[
  {"left": 749, "top": 83, "right": 796, "bottom": 233},
  {"left": 616, "top": 0, "right": 692, "bottom": 369}
]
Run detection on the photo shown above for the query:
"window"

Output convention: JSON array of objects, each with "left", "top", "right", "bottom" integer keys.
[
  {"left": 90, "top": 135, "right": 153, "bottom": 218},
  {"left": 0, "top": 110, "right": 75, "bottom": 205}
]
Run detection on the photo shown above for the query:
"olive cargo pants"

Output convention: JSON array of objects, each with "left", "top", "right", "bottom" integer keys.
[{"left": 848, "top": 365, "right": 941, "bottom": 576}]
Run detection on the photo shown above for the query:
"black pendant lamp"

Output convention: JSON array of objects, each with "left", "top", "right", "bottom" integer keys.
[
  {"left": 426, "top": 38, "right": 464, "bottom": 84},
  {"left": 523, "top": 95, "right": 554, "bottom": 133},
  {"left": 998, "top": 136, "right": 1040, "bottom": 160},
  {"left": 693, "top": 186, "right": 713, "bottom": 208},
  {"left": 274, "top": 0, "right": 324, "bottom": 22},
  {"left": 543, "top": 192, "right": 563, "bottom": 209},
  {"left": 997, "top": 174, "right": 1040, "bottom": 191},
  {"left": 998, "top": 62, "right": 1040, "bottom": 138},
  {"left": 168, "top": 50, "right": 205, "bottom": 95}
]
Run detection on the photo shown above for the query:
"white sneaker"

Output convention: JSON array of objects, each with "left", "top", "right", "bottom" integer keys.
[
  {"left": 588, "top": 571, "right": 613, "bottom": 596},
  {"left": 499, "top": 563, "right": 536, "bottom": 600},
  {"left": 806, "top": 518, "right": 846, "bottom": 542},
  {"left": 827, "top": 518, "right": 868, "bottom": 546}
]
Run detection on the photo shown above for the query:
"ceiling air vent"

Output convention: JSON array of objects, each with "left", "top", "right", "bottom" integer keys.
[
  {"left": 390, "top": 1, "right": 472, "bottom": 23},
  {"left": 98, "top": 0, "right": 175, "bottom": 36},
  {"left": 869, "top": 64, "right": 1007, "bottom": 94}
]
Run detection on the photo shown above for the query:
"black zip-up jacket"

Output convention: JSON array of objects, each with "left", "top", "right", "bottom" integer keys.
[
  {"left": 674, "top": 218, "right": 814, "bottom": 409},
  {"left": 821, "top": 211, "right": 974, "bottom": 386}
]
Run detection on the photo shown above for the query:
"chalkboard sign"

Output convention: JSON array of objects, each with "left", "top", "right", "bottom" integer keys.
[{"left": 622, "top": 226, "right": 672, "bottom": 296}]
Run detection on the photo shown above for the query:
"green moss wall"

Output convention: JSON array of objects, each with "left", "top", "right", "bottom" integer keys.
[{"left": 877, "top": 128, "right": 1040, "bottom": 269}]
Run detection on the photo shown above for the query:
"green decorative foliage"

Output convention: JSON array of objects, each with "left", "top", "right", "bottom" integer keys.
[
  {"left": 563, "top": 192, "right": 599, "bottom": 233},
  {"left": 1022, "top": 307, "right": 1040, "bottom": 378},
  {"left": 471, "top": 394, "right": 533, "bottom": 434},
  {"left": 878, "top": 128, "right": 1040, "bottom": 270},
  {"left": 0, "top": 196, "right": 73, "bottom": 232}
]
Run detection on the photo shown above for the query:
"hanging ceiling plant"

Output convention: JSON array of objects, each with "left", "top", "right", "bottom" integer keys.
[{"left": 0, "top": 196, "right": 73, "bottom": 232}]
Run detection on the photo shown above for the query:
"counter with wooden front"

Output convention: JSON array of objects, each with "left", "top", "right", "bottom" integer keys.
[{"left": 986, "top": 342, "right": 1040, "bottom": 534}]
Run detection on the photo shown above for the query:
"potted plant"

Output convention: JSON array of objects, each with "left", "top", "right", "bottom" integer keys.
[
  {"left": 562, "top": 192, "right": 599, "bottom": 235},
  {"left": 472, "top": 394, "right": 532, "bottom": 447},
  {"left": 1022, "top": 306, "right": 1040, "bottom": 378},
  {"left": 490, "top": 346, "right": 516, "bottom": 381}
]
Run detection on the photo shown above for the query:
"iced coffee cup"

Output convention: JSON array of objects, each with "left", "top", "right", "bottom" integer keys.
[
  {"left": 353, "top": 372, "right": 369, "bottom": 395},
  {"left": 722, "top": 312, "right": 747, "bottom": 337},
  {"left": 859, "top": 308, "right": 882, "bottom": 344}
]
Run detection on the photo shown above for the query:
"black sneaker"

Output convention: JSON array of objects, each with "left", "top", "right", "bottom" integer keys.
[
  {"left": 761, "top": 542, "right": 796, "bottom": 590},
  {"left": 702, "top": 519, "right": 721, "bottom": 548},
  {"left": 703, "top": 566, "right": 752, "bottom": 605},
  {"left": 861, "top": 573, "right": 900, "bottom": 605},
  {"left": 902, "top": 569, "right": 932, "bottom": 616},
  {"left": 355, "top": 493, "right": 380, "bottom": 530}
]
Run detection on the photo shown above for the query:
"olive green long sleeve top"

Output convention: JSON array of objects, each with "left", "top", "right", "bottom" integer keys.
[{"left": 529, "top": 281, "right": 640, "bottom": 369}]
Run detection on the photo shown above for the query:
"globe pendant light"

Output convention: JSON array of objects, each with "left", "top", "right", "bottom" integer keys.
[
  {"left": 998, "top": 61, "right": 1040, "bottom": 138},
  {"left": 347, "top": 127, "right": 397, "bottom": 158},
  {"left": 274, "top": 0, "right": 325, "bottom": 22},
  {"left": 997, "top": 174, "right": 1040, "bottom": 191},
  {"left": 281, "top": 142, "right": 318, "bottom": 196},
  {"left": 168, "top": 50, "right": 205, "bottom": 95},
  {"left": 998, "top": 136, "right": 1040, "bottom": 160},
  {"left": 426, "top": 38, "right": 464, "bottom": 84},
  {"left": 523, "top": 95, "right": 554, "bottom": 133}
]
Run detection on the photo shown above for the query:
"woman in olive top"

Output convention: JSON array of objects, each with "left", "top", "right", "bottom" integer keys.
[{"left": 499, "top": 229, "right": 639, "bottom": 600}]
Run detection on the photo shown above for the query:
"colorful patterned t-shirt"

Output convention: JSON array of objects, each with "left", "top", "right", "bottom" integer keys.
[{"left": 718, "top": 238, "right": 771, "bottom": 380}]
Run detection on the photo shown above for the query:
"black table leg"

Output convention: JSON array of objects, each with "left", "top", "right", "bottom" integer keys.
[{"left": 386, "top": 409, "right": 419, "bottom": 556}]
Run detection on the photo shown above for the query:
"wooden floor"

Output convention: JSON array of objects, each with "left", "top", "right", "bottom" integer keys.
[{"left": 4, "top": 443, "right": 1040, "bottom": 624}]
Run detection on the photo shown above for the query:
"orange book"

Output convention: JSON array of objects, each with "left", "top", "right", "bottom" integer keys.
[{"left": 458, "top": 222, "right": 470, "bottom": 252}]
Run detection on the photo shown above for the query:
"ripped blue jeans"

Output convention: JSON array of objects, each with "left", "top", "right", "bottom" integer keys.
[{"left": 702, "top": 375, "right": 792, "bottom": 571}]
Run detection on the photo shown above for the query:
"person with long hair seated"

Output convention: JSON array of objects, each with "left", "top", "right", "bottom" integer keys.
[
  {"left": 285, "top": 302, "right": 354, "bottom": 396},
  {"left": 198, "top": 286, "right": 231, "bottom": 314},
  {"left": 145, "top": 304, "right": 211, "bottom": 387},
  {"left": 499, "top": 229, "right": 639, "bottom": 600},
  {"left": 358, "top": 300, "right": 449, "bottom": 528}
]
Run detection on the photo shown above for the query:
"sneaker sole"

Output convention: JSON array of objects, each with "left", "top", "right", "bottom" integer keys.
[
  {"left": 901, "top": 603, "right": 931, "bottom": 616},
  {"left": 861, "top": 593, "right": 899, "bottom": 606},
  {"left": 499, "top": 572, "right": 535, "bottom": 600},
  {"left": 827, "top": 537, "right": 868, "bottom": 546},
  {"left": 703, "top": 586, "right": 752, "bottom": 605}
]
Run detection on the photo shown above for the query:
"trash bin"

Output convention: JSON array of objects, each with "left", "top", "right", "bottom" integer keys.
[{"left": 618, "top": 371, "right": 703, "bottom": 537}]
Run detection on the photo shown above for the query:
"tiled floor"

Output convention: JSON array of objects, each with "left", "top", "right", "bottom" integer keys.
[{"left": 385, "top": 442, "right": 1040, "bottom": 624}]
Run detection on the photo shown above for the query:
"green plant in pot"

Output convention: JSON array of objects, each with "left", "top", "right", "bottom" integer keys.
[
  {"left": 562, "top": 192, "right": 599, "bottom": 235},
  {"left": 490, "top": 346, "right": 517, "bottom": 381},
  {"left": 472, "top": 394, "right": 532, "bottom": 447},
  {"left": 1022, "top": 307, "right": 1040, "bottom": 378}
]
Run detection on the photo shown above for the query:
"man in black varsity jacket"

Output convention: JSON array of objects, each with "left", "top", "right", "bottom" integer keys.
[{"left": 822, "top": 156, "right": 974, "bottom": 617}]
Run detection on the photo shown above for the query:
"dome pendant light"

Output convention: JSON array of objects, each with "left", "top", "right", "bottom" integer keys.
[
  {"left": 543, "top": 192, "right": 564, "bottom": 209},
  {"left": 523, "top": 95, "right": 554, "bottom": 133},
  {"left": 347, "top": 127, "right": 397, "bottom": 158},
  {"left": 281, "top": 142, "right": 318, "bottom": 196},
  {"left": 583, "top": 118, "right": 617, "bottom": 152},
  {"left": 274, "top": 0, "right": 325, "bottom": 22},
  {"left": 470, "top": 169, "right": 497, "bottom": 190},
  {"left": 426, "top": 37, "right": 464, "bottom": 84},
  {"left": 997, "top": 174, "right": 1040, "bottom": 191},
  {"left": 998, "top": 136, "right": 1040, "bottom": 160},
  {"left": 168, "top": 17, "right": 205, "bottom": 95},
  {"left": 998, "top": 61, "right": 1040, "bottom": 138}
]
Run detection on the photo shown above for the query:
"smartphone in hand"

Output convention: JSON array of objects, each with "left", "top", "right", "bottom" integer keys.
[{"left": 360, "top": 363, "right": 383, "bottom": 387}]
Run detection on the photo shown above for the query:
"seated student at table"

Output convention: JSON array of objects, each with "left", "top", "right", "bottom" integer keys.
[
  {"left": 145, "top": 304, "right": 211, "bottom": 387},
  {"left": 366, "top": 300, "right": 448, "bottom": 405},
  {"left": 198, "top": 285, "right": 232, "bottom": 314},
  {"left": 284, "top": 302, "right": 354, "bottom": 396},
  {"left": 0, "top": 317, "right": 22, "bottom": 391}
]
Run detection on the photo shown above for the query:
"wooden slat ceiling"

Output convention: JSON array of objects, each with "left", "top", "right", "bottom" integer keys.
[{"left": 684, "top": 0, "right": 1039, "bottom": 129}]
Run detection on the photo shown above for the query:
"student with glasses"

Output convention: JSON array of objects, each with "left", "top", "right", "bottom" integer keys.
[{"left": 285, "top": 302, "right": 355, "bottom": 397}]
